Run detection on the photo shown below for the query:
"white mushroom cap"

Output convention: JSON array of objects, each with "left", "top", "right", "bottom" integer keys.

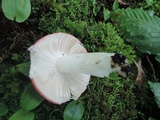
[{"left": 28, "top": 33, "right": 90, "bottom": 104}]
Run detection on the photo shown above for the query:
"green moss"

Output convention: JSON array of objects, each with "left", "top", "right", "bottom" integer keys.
[{"left": 79, "top": 77, "right": 137, "bottom": 120}]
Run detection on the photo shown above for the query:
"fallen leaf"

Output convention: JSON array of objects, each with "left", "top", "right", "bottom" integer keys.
[
  {"left": 117, "top": 0, "right": 128, "bottom": 5},
  {"left": 134, "top": 60, "right": 145, "bottom": 88}
]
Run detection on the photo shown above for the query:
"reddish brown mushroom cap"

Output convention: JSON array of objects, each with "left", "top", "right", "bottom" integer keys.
[{"left": 28, "top": 33, "right": 90, "bottom": 104}]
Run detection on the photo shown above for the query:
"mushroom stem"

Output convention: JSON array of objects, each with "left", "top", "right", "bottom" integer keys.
[{"left": 56, "top": 53, "right": 120, "bottom": 78}]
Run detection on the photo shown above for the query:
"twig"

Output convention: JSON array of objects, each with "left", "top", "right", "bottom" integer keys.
[
  {"left": 0, "top": 33, "right": 23, "bottom": 63},
  {"left": 146, "top": 56, "right": 157, "bottom": 80}
]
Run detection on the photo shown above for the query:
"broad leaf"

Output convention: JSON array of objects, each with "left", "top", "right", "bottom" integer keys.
[
  {"left": 111, "top": 8, "right": 160, "bottom": 55},
  {"left": 92, "top": 0, "right": 100, "bottom": 16},
  {"left": 20, "top": 83, "right": 44, "bottom": 111},
  {"left": 148, "top": 117, "right": 156, "bottom": 120},
  {"left": 112, "top": 0, "right": 119, "bottom": 10},
  {"left": 108, "top": 72, "right": 120, "bottom": 80},
  {"left": 103, "top": 7, "right": 110, "bottom": 21},
  {"left": 155, "top": 54, "right": 160, "bottom": 62},
  {"left": 16, "top": 62, "right": 30, "bottom": 77},
  {"left": 2, "top": 0, "right": 31, "bottom": 23},
  {"left": 9, "top": 109, "right": 34, "bottom": 120},
  {"left": 63, "top": 101, "right": 84, "bottom": 120},
  {"left": 146, "top": 0, "right": 153, "bottom": 6},
  {"left": 0, "top": 103, "right": 8, "bottom": 116},
  {"left": 148, "top": 81, "right": 160, "bottom": 108}
]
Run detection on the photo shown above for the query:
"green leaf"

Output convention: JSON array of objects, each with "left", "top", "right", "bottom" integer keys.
[
  {"left": 148, "top": 117, "right": 156, "bottom": 120},
  {"left": 20, "top": 83, "right": 44, "bottom": 111},
  {"left": 9, "top": 109, "right": 34, "bottom": 120},
  {"left": 148, "top": 81, "right": 160, "bottom": 108},
  {"left": 103, "top": 7, "right": 110, "bottom": 21},
  {"left": 16, "top": 62, "right": 30, "bottom": 77},
  {"left": 92, "top": 0, "right": 96, "bottom": 5},
  {"left": 92, "top": 0, "right": 100, "bottom": 16},
  {"left": 108, "top": 72, "right": 120, "bottom": 80},
  {"left": 63, "top": 101, "right": 84, "bottom": 120},
  {"left": 146, "top": 0, "right": 153, "bottom": 5},
  {"left": 2, "top": 0, "right": 31, "bottom": 23},
  {"left": 155, "top": 54, "right": 160, "bottom": 62},
  {"left": 0, "top": 103, "right": 8, "bottom": 116},
  {"left": 2, "top": 0, "right": 15, "bottom": 21},
  {"left": 93, "top": 6, "right": 100, "bottom": 16},
  {"left": 112, "top": 0, "right": 119, "bottom": 10},
  {"left": 111, "top": 8, "right": 160, "bottom": 54}
]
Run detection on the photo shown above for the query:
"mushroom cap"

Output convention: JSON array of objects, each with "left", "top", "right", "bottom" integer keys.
[{"left": 28, "top": 33, "right": 90, "bottom": 104}]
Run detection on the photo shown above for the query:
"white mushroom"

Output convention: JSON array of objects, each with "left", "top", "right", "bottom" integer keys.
[{"left": 28, "top": 32, "right": 129, "bottom": 104}]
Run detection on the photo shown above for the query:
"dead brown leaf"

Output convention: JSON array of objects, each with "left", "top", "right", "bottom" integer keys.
[
  {"left": 117, "top": 0, "right": 128, "bottom": 5},
  {"left": 134, "top": 60, "right": 146, "bottom": 88}
]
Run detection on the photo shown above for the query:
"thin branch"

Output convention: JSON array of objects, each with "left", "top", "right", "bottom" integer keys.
[{"left": 146, "top": 56, "right": 157, "bottom": 80}]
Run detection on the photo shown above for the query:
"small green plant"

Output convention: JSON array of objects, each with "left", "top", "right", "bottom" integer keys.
[
  {"left": 92, "top": 0, "right": 101, "bottom": 16},
  {"left": 7, "top": 63, "right": 43, "bottom": 120},
  {"left": 103, "top": 7, "right": 110, "bottom": 21},
  {"left": 63, "top": 101, "right": 84, "bottom": 120},
  {"left": 112, "top": 0, "right": 119, "bottom": 10},
  {"left": 20, "top": 83, "right": 44, "bottom": 111},
  {"left": 8, "top": 83, "right": 44, "bottom": 120},
  {"left": 146, "top": 0, "right": 154, "bottom": 6},
  {"left": 108, "top": 72, "right": 121, "bottom": 80},
  {"left": 138, "top": 0, "right": 160, "bottom": 17},
  {"left": 16, "top": 62, "right": 30, "bottom": 77},
  {"left": 1, "top": 0, "right": 31, "bottom": 22},
  {"left": 0, "top": 103, "right": 8, "bottom": 116},
  {"left": 91, "top": 0, "right": 120, "bottom": 22},
  {"left": 9, "top": 109, "right": 34, "bottom": 120},
  {"left": 111, "top": 8, "right": 160, "bottom": 62},
  {"left": 148, "top": 81, "right": 160, "bottom": 108}
]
